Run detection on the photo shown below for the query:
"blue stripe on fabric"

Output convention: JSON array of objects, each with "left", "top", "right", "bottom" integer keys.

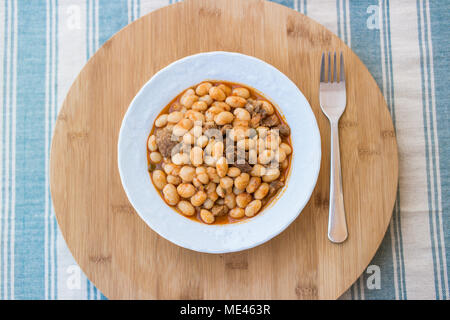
[
  {"left": 86, "top": 0, "right": 90, "bottom": 60},
  {"left": 423, "top": 0, "right": 446, "bottom": 300},
  {"left": 138, "top": 0, "right": 141, "bottom": 18},
  {"left": 2, "top": 0, "right": 13, "bottom": 300},
  {"left": 7, "top": 0, "right": 15, "bottom": 299},
  {"left": 429, "top": 0, "right": 450, "bottom": 300},
  {"left": 93, "top": 285, "right": 97, "bottom": 300},
  {"left": 14, "top": 0, "right": 47, "bottom": 299},
  {"left": 46, "top": 0, "right": 52, "bottom": 300},
  {"left": 419, "top": 0, "right": 448, "bottom": 300},
  {"left": 365, "top": 234, "right": 396, "bottom": 299},
  {"left": 348, "top": 1, "right": 383, "bottom": 88},
  {"left": 347, "top": 0, "right": 396, "bottom": 299},
  {"left": 417, "top": 0, "right": 440, "bottom": 300},
  {"left": 385, "top": 0, "right": 407, "bottom": 300},
  {"left": 42, "top": 0, "right": 59, "bottom": 300},
  {"left": 52, "top": 0, "right": 59, "bottom": 300},
  {"left": 351, "top": 280, "right": 357, "bottom": 300},
  {"left": 47, "top": 0, "right": 55, "bottom": 300},
  {"left": 343, "top": 0, "right": 348, "bottom": 45},
  {"left": 382, "top": 0, "right": 401, "bottom": 299},
  {"left": 422, "top": 0, "right": 442, "bottom": 300},
  {"left": 98, "top": 0, "right": 129, "bottom": 46},
  {"left": 1, "top": 0, "right": 9, "bottom": 300},
  {"left": 336, "top": 0, "right": 341, "bottom": 39},
  {"left": 269, "top": 0, "right": 295, "bottom": 10},
  {"left": 386, "top": 0, "right": 405, "bottom": 300},
  {"left": 8, "top": 0, "right": 16, "bottom": 300}
]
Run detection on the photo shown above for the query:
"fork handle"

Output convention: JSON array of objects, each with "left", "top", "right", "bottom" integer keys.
[{"left": 328, "top": 121, "right": 348, "bottom": 243}]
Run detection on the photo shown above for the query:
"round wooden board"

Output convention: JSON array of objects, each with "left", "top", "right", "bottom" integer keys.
[{"left": 50, "top": 0, "right": 398, "bottom": 299}]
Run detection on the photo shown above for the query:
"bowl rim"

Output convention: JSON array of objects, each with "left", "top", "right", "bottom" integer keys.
[{"left": 118, "top": 51, "right": 321, "bottom": 253}]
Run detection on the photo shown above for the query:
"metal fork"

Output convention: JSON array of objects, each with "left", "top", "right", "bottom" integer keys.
[{"left": 319, "top": 52, "right": 348, "bottom": 244}]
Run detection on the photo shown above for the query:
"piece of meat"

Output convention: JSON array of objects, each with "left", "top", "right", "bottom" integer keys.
[
  {"left": 275, "top": 124, "right": 290, "bottom": 137},
  {"left": 204, "top": 121, "right": 219, "bottom": 130},
  {"left": 245, "top": 102, "right": 255, "bottom": 114},
  {"left": 268, "top": 180, "right": 284, "bottom": 197},
  {"left": 253, "top": 101, "right": 268, "bottom": 116},
  {"left": 225, "top": 145, "right": 236, "bottom": 163},
  {"left": 155, "top": 128, "right": 178, "bottom": 158},
  {"left": 221, "top": 124, "right": 233, "bottom": 136},
  {"left": 249, "top": 113, "right": 262, "bottom": 128},
  {"left": 246, "top": 100, "right": 268, "bottom": 118},
  {"left": 236, "top": 146, "right": 246, "bottom": 164},
  {"left": 203, "top": 122, "right": 221, "bottom": 138},
  {"left": 270, "top": 180, "right": 284, "bottom": 190},
  {"left": 258, "top": 108, "right": 268, "bottom": 118},
  {"left": 234, "top": 162, "right": 252, "bottom": 173},
  {"left": 212, "top": 205, "right": 229, "bottom": 217},
  {"left": 261, "top": 114, "right": 280, "bottom": 127},
  {"left": 169, "top": 102, "right": 183, "bottom": 113}
]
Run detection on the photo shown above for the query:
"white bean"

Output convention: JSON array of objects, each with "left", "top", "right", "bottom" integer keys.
[
  {"left": 234, "top": 173, "right": 250, "bottom": 190},
  {"left": 225, "top": 96, "right": 246, "bottom": 108},
  {"left": 150, "top": 152, "right": 162, "bottom": 163},
  {"left": 191, "top": 190, "right": 207, "bottom": 206},
  {"left": 196, "top": 135, "right": 208, "bottom": 148},
  {"left": 147, "top": 135, "right": 157, "bottom": 151},
  {"left": 262, "top": 168, "right": 280, "bottom": 182},
  {"left": 220, "top": 177, "right": 234, "bottom": 189},
  {"left": 245, "top": 200, "right": 262, "bottom": 217},
  {"left": 233, "top": 108, "right": 251, "bottom": 121},
  {"left": 224, "top": 193, "right": 236, "bottom": 209},
  {"left": 155, "top": 114, "right": 168, "bottom": 127},
  {"left": 218, "top": 84, "right": 232, "bottom": 96},
  {"left": 254, "top": 183, "right": 269, "bottom": 200},
  {"left": 190, "top": 146, "right": 203, "bottom": 166},
  {"left": 177, "top": 183, "right": 196, "bottom": 198},
  {"left": 177, "top": 201, "right": 195, "bottom": 216},
  {"left": 246, "top": 177, "right": 261, "bottom": 194},
  {"left": 227, "top": 167, "right": 241, "bottom": 178},
  {"left": 209, "top": 86, "right": 226, "bottom": 101},
  {"left": 214, "top": 111, "right": 234, "bottom": 125},
  {"left": 236, "top": 193, "right": 252, "bottom": 208},
  {"left": 167, "top": 111, "right": 183, "bottom": 123},
  {"left": 280, "top": 142, "right": 292, "bottom": 155},
  {"left": 191, "top": 101, "right": 208, "bottom": 111},
  {"left": 232, "top": 87, "right": 250, "bottom": 99},
  {"left": 195, "top": 82, "right": 213, "bottom": 96},
  {"left": 216, "top": 157, "right": 228, "bottom": 177},
  {"left": 203, "top": 198, "right": 215, "bottom": 210},
  {"left": 200, "top": 209, "right": 215, "bottom": 224},
  {"left": 229, "top": 207, "right": 245, "bottom": 219},
  {"left": 180, "top": 94, "right": 199, "bottom": 108},
  {"left": 199, "top": 94, "right": 213, "bottom": 106},
  {"left": 162, "top": 184, "right": 179, "bottom": 205},
  {"left": 179, "top": 166, "right": 195, "bottom": 182},
  {"left": 167, "top": 174, "right": 181, "bottom": 186},
  {"left": 152, "top": 170, "right": 167, "bottom": 190}
]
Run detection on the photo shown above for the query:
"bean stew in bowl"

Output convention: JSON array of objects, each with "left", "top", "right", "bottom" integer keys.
[
  {"left": 147, "top": 81, "right": 292, "bottom": 225},
  {"left": 118, "top": 51, "right": 321, "bottom": 253}
]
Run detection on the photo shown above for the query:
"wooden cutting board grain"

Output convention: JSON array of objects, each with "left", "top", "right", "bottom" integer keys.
[{"left": 50, "top": 0, "right": 398, "bottom": 299}]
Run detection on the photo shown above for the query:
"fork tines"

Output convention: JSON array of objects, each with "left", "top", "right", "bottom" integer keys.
[{"left": 320, "top": 52, "right": 345, "bottom": 83}]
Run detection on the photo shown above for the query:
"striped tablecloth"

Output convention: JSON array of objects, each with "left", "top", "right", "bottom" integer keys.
[{"left": 0, "top": 0, "right": 448, "bottom": 300}]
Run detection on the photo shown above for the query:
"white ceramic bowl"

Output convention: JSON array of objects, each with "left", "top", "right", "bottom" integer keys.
[{"left": 118, "top": 51, "right": 321, "bottom": 254}]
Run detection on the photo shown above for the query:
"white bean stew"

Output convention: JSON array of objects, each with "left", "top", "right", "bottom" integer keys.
[{"left": 147, "top": 81, "right": 292, "bottom": 225}]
